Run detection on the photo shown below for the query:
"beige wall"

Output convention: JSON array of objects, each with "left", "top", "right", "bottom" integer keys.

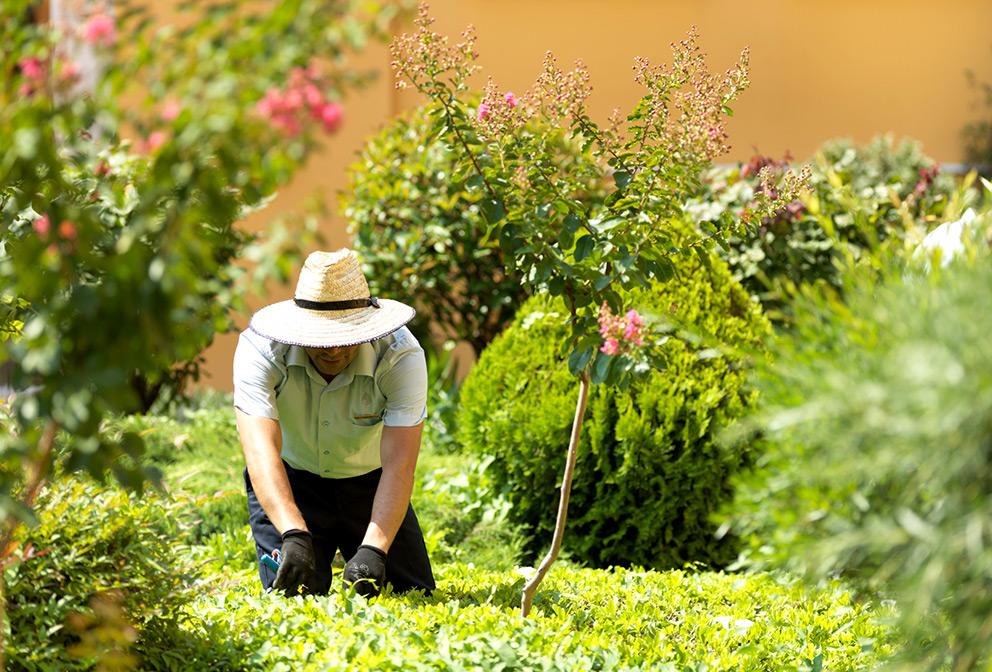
[{"left": 199, "top": 0, "right": 992, "bottom": 390}]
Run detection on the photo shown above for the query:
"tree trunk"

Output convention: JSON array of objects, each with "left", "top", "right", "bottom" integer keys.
[{"left": 520, "top": 370, "right": 590, "bottom": 617}]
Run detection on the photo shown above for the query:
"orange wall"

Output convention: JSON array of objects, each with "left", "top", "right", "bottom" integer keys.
[{"left": 198, "top": 0, "right": 992, "bottom": 390}]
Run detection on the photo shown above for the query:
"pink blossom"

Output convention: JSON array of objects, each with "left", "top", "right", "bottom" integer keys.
[
  {"left": 19, "top": 57, "right": 45, "bottom": 81},
  {"left": 283, "top": 89, "right": 304, "bottom": 112},
  {"left": 505, "top": 91, "right": 517, "bottom": 107},
  {"left": 601, "top": 338, "right": 620, "bottom": 356},
  {"left": 161, "top": 99, "right": 182, "bottom": 122},
  {"left": 81, "top": 13, "right": 116, "bottom": 47},
  {"left": 477, "top": 102, "right": 490, "bottom": 120},
  {"left": 58, "top": 220, "right": 77, "bottom": 240},
  {"left": 625, "top": 309, "right": 643, "bottom": 327},
  {"left": 145, "top": 131, "right": 167, "bottom": 153},
  {"left": 33, "top": 216, "right": 51, "bottom": 236},
  {"left": 303, "top": 84, "right": 324, "bottom": 109},
  {"left": 59, "top": 58, "right": 80, "bottom": 84},
  {"left": 623, "top": 321, "right": 640, "bottom": 341},
  {"left": 318, "top": 102, "right": 343, "bottom": 133}
]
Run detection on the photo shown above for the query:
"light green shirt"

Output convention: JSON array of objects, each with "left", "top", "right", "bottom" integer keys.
[{"left": 233, "top": 326, "right": 427, "bottom": 478}]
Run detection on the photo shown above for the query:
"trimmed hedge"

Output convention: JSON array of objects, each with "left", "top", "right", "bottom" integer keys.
[
  {"left": 183, "top": 562, "right": 894, "bottom": 671},
  {"left": 458, "top": 232, "right": 770, "bottom": 570}
]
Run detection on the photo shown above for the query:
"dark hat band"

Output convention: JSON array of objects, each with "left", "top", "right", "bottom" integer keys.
[{"left": 294, "top": 297, "right": 381, "bottom": 311}]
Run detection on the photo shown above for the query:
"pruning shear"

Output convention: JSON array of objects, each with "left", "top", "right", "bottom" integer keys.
[{"left": 261, "top": 547, "right": 282, "bottom": 573}]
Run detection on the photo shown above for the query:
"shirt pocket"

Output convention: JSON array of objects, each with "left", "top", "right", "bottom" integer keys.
[{"left": 349, "top": 379, "right": 386, "bottom": 427}]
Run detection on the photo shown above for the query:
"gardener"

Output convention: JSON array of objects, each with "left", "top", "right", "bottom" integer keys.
[{"left": 232, "top": 248, "right": 435, "bottom": 597}]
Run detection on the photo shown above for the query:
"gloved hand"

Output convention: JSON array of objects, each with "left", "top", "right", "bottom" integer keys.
[
  {"left": 272, "top": 529, "right": 318, "bottom": 597},
  {"left": 343, "top": 544, "right": 387, "bottom": 597}
]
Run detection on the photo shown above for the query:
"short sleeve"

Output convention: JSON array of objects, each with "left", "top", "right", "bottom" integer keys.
[
  {"left": 233, "top": 330, "right": 285, "bottom": 419},
  {"left": 378, "top": 343, "right": 428, "bottom": 427}
]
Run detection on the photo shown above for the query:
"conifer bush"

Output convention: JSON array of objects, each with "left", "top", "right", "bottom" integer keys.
[{"left": 458, "top": 228, "right": 769, "bottom": 569}]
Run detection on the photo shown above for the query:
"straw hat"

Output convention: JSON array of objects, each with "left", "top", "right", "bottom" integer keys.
[{"left": 249, "top": 249, "right": 415, "bottom": 348}]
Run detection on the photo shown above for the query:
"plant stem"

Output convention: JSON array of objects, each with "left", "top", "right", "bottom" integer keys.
[{"left": 520, "top": 370, "right": 590, "bottom": 618}]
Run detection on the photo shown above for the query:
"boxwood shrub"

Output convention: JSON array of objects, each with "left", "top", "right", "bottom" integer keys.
[{"left": 457, "top": 231, "right": 770, "bottom": 570}]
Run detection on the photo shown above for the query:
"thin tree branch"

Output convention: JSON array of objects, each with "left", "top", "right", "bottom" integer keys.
[{"left": 521, "top": 370, "right": 590, "bottom": 617}]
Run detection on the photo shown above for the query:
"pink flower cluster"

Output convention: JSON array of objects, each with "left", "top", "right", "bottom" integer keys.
[
  {"left": 255, "top": 63, "right": 343, "bottom": 137},
  {"left": 33, "top": 215, "right": 78, "bottom": 254},
  {"left": 473, "top": 79, "right": 525, "bottom": 141},
  {"left": 598, "top": 303, "right": 645, "bottom": 356},
  {"left": 81, "top": 12, "right": 116, "bottom": 47},
  {"left": 18, "top": 53, "right": 81, "bottom": 97},
  {"left": 33, "top": 215, "right": 77, "bottom": 241}
]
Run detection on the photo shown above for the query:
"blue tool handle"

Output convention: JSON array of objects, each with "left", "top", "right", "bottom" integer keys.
[{"left": 261, "top": 552, "right": 281, "bottom": 572}]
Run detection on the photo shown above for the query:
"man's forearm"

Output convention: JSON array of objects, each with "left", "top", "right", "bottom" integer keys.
[
  {"left": 362, "top": 462, "right": 415, "bottom": 552},
  {"left": 236, "top": 410, "right": 307, "bottom": 534}
]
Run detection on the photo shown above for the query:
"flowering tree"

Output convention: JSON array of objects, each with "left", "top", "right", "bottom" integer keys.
[
  {"left": 0, "top": 1, "right": 405, "bottom": 651},
  {"left": 390, "top": 3, "right": 808, "bottom": 615}
]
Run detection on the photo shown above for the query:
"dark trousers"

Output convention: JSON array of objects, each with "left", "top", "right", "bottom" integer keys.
[{"left": 245, "top": 463, "right": 435, "bottom": 595}]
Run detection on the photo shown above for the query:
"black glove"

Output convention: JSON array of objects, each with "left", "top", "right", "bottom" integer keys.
[
  {"left": 272, "top": 529, "right": 318, "bottom": 597},
  {"left": 343, "top": 544, "right": 387, "bottom": 597}
]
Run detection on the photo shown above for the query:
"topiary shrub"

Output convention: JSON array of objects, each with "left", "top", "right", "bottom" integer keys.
[{"left": 457, "top": 228, "right": 770, "bottom": 570}]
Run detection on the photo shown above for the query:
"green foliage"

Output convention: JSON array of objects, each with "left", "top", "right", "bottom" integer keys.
[
  {"left": 726, "top": 230, "right": 992, "bottom": 670},
  {"left": 0, "top": 0, "right": 402, "bottom": 527},
  {"left": 685, "top": 136, "right": 969, "bottom": 320},
  {"left": 458, "top": 233, "right": 770, "bottom": 569},
  {"left": 390, "top": 9, "right": 804, "bottom": 375},
  {"left": 421, "top": 340, "right": 462, "bottom": 455},
  {"left": 179, "top": 563, "right": 894, "bottom": 671},
  {"left": 5, "top": 477, "right": 246, "bottom": 671},
  {"left": 414, "top": 454, "right": 524, "bottom": 570},
  {"left": 344, "top": 105, "right": 578, "bottom": 356}
]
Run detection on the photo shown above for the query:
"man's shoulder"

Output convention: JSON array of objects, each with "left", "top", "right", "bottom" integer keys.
[
  {"left": 237, "top": 327, "right": 292, "bottom": 365},
  {"left": 373, "top": 326, "right": 423, "bottom": 358}
]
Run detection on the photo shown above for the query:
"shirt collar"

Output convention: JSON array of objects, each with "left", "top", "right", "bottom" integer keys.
[{"left": 286, "top": 342, "right": 377, "bottom": 388}]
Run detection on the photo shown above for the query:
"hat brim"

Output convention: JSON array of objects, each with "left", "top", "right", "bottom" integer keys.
[{"left": 249, "top": 298, "right": 416, "bottom": 348}]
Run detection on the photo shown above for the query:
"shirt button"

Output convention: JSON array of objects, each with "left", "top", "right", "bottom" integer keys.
[
  {"left": 321, "top": 421, "right": 329, "bottom": 427},
  {"left": 323, "top": 450, "right": 330, "bottom": 455}
]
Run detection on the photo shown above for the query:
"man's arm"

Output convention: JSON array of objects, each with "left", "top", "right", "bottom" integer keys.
[
  {"left": 361, "top": 422, "right": 424, "bottom": 552},
  {"left": 235, "top": 409, "right": 308, "bottom": 534}
]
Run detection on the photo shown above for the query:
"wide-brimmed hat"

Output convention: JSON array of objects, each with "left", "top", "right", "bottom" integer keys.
[{"left": 249, "top": 249, "right": 415, "bottom": 348}]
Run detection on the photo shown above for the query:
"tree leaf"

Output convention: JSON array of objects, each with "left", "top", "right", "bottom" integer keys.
[
  {"left": 574, "top": 235, "right": 595, "bottom": 262},
  {"left": 568, "top": 346, "right": 593, "bottom": 375},
  {"left": 480, "top": 198, "right": 505, "bottom": 224}
]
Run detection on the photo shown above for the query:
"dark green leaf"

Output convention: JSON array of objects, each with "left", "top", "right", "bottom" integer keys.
[
  {"left": 567, "top": 346, "right": 594, "bottom": 375},
  {"left": 480, "top": 198, "right": 505, "bottom": 224},
  {"left": 574, "top": 235, "right": 595, "bottom": 262}
]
